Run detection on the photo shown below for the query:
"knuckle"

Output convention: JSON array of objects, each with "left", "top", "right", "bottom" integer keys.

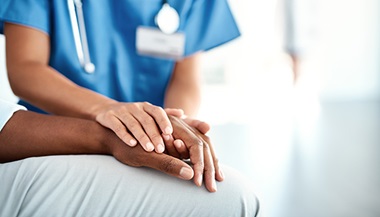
[
  {"left": 141, "top": 116, "right": 155, "bottom": 125},
  {"left": 204, "top": 166, "right": 215, "bottom": 175},
  {"left": 142, "top": 101, "right": 152, "bottom": 107},
  {"left": 103, "top": 110, "right": 116, "bottom": 118},
  {"left": 128, "top": 103, "right": 139, "bottom": 111},
  {"left": 195, "top": 138, "right": 204, "bottom": 147},
  {"left": 204, "top": 161, "right": 215, "bottom": 174},
  {"left": 135, "top": 133, "right": 147, "bottom": 142},
  {"left": 113, "top": 125, "right": 126, "bottom": 135},
  {"left": 127, "top": 123, "right": 140, "bottom": 132},
  {"left": 202, "top": 134, "right": 210, "bottom": 142},
  {"left": 203, "top": 142, "right": 210, "bottom": 151},
  {"left": 139, "top": 118, "right": 153, "bottom": 128},
  {"left": 152, "top": 105, "right": 164, "bottom": 114},
  {"left": 196, "top": 161, "right": 205, "bottom": 170},
  {"left": 150, "top": 133, "right": 162, "bottom": 142}
]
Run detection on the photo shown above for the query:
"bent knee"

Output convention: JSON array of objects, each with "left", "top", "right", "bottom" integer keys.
[{"left": 214, "top": 166, "right": 260, "bottom": 217}]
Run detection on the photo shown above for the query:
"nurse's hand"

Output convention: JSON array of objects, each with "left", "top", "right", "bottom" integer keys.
[
  {"left": 166, "top": 115, "right": 224, "bottom": 192},
  {"left": 95, "top": 102, "right": 175, "bottom": 153}
]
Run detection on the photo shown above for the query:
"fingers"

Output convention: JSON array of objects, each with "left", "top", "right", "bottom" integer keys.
[
  {"left": 111, "top": 141, "right": 194, "bottom": 180},
  {"left": 96, "top": 102, "right": 173, "bottom": 153},
  {"left": 185, "top": 129, "right": 217, "bottom": 192},
  {"left": 169, "top": 115, "right": 223, "bottom": 192},
  {"left": 183, "top": 118, "right": 211, "bottom": 134},
  {"left": 143, "top": 102, "right": 173, "bottom": 135},
  {"left": 201, "top": 138, "right": 217, "bottom": 192},
  {"left": 95, "top": 112, "right": 138, "bottom": 147},
  {"left": 162, "top": 133, "right": 181, "bottom": 158},
  {"left": 173, "top": 139, "right": 190, "bottom": 159},
  {"left": 169, "top": 116, "right": 204, "bottom": 187},
  {"left": 131, "top": 103, "right": 171, "bottom": 153},
  {"left": 120, "top": 113, "right": 157, "bottom": 152},
  {"left": 152, "top": 155, "right": 194, "bottom": 180},
  {"left": 195, "top": 132, "right": 224, "bottom": 183},
  {"left": 206, "top": 137, "right": 224, "bottom": 182},
  {"left": 190, "top": 140, "right": 204, "bottom": 187},
  {"left": 136, "top": 145, "right": 194, "bottom": 180},
  {"left": 164, "top": 108, "right": 185, "bottom": 118}
]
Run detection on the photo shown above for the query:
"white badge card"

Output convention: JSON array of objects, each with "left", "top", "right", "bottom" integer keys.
[{"left": 136, "top": 26, "right": 185, "bottom": 60}]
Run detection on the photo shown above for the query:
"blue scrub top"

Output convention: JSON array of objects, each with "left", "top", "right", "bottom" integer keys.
[{"left": 0, "top": 0, "right": 240, "bottom": 113}]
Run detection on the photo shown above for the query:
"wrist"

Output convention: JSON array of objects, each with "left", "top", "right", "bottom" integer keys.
[
  {"left": 87, "top": 97, "right": 118, "bottom": 120},
  {"left": 96, "top": 125, "right": 115, "bottom": 155}
]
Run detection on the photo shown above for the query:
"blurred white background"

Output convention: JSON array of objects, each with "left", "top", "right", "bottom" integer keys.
[
  {"left": 1, "top": 0, "right": 379, "bottom": 216},
  {"left": 197, "top": 0, "right": 380, "bottom": 216},
  {"left": 197, "top": 0, "right": 380, "bottom": 124},
  {"left": 0, "top": 35, "right": 16, "bottom": 102}
]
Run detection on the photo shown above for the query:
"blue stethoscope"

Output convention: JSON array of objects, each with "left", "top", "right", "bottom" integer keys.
[{"left": 67, "top": 0, "right": 180, "bottom": 73}]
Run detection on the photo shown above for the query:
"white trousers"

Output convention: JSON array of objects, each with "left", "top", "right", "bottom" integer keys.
[{"left": 0, "top": 155, "right": 259, "bottom": 217}]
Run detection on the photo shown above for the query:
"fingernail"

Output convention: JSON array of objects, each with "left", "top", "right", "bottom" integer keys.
[
  {"left": 219, "top": 169, "right": 225, "bottom": 179},
  {"left": 156, "top": 144, "right": 165, "bottom": 153},
  {"left": 164, "top": 126, "right": 172, "bottom": 134},
  {"left": 212, "top": 180, "right": 218, "bottom": 192},
  {"left": 174, "top": 140, "right": 183, "bottom": 149},
  {"left": 130, "top": 139, "right": 137, "bottom": 146},
  {"left": 196, "top": 175, "right": 203, "bottom": 186},
  {"left": 146, "top": 142, "right": 154, "bottom": 151},
  {"left": 162, "top": 134, "right": 170, "bottom": 141},
  {"left": 179, "top": 167, "right": 193, "bottom": 179}
]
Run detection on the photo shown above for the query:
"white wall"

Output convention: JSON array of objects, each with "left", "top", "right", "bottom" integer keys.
[
  {"left": 316, "top": 0, "right": 380, "bottom": 101},
  {"left": 222, "top": 0, "right": 380, "bottom": 103},
  {"left": 0, "top": 35, "right": 17, "bottom": 103},
  {"left": 198, "top": 0, "right": 380, "bottom": 123}
]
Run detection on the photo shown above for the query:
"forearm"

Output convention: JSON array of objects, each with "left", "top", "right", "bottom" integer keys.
[
  {"left": 5, "top": 22, "right": 115, "bottom": 120},
  {"left": 165, "top": 83, "right": 201, "bottom": 117},
  {"left": 164, "top": 53, "right": 202, "bottom": 117},
  {"left": 0, "top": 110, "right": 113, "bottom": 163},
  {"left": 8, "top": 62, "right": 115, "bottom": 119}
]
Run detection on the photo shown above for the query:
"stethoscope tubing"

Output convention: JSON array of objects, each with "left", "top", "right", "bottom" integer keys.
[
  {"left": 68, "top": 0, "right": 95, "bottom": 73},
  {"left": 67, "top": 0, "right": 179, "bottom": 73}
]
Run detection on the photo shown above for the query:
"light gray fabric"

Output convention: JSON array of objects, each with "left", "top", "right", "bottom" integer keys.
[{"left": 0, "top": 155, "right": 259, "bottom": 217}]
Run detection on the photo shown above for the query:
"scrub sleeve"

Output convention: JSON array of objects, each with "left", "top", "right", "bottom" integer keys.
[{"left": 0, "top": 0, "right": 241, "bottom": 110}]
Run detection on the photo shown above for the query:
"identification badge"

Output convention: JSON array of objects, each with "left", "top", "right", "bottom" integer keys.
[{"left": 136, "top": 26, "right": 185, "bottom": 60}]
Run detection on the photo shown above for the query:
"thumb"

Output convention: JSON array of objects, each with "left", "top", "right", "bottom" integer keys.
[{"left": 146, "top": 154, "right": 194, "bottom": 180}]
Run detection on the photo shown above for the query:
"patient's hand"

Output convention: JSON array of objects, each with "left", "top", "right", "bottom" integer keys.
[
  {"left": 163, "top": 109, "right": 211, "bottom": 158},
  {"left": 165, "top": 115, "right": 224, "bottom": 192},
  {"left": 109, "top": 114, "right": 223, "bottom": 192},
  {"left": 109, "top": 139, "right": 194, "bottom": 182}
]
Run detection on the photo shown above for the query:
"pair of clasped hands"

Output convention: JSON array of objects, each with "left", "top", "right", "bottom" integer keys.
[{"left": 95, "top": 102, "right": 222, "bottom": 192}]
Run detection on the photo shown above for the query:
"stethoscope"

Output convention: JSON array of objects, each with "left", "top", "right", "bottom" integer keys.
[{"left": 67, "top": 0, "right": 180, "bottom": 74}]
